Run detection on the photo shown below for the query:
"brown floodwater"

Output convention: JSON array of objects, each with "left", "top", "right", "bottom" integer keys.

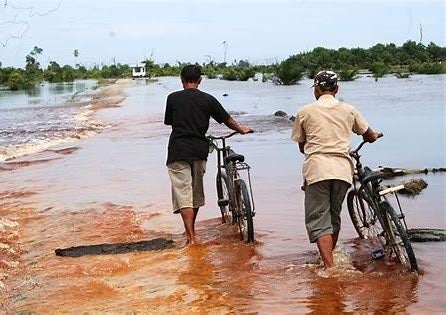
[{"left": 0, "top": 77, "right": 445, "bottom": 313}]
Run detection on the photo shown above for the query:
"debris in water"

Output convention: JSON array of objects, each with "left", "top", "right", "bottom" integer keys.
[
  {"left": 400, "top": 178, "right": 428, "bottom": 195},
  {"left": 55, "top": 238, "right": 174, "bottom": 257},
  {"left": 377, "top": 166, "right": 446, "bottom": 178},
  {"left": 371, "top": 248, "right": 385, "bottom": 259},
  {"left": 408, "top": 229, "right": 446, "bottom": 242}
]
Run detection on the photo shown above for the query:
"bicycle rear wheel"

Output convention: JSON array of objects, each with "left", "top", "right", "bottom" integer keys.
[
  {"left": 216, "top": 171, "right": 233, "bottom": 224},
  {"left": 380, "top": 201, "right": 418, "bottom": 272},
  {"left": 347, "top": 189, "right": 383, "bottom": 239},
  {"left": 234, "top": 179, "right": 254, "bottom": 243}
]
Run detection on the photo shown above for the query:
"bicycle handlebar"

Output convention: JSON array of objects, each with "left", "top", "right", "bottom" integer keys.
[
  {"left": 350, "top": 133, "right": 383, "bottom": 156},
  {"left": 207, "top": 130, "right": 254, "bottom": 141}
]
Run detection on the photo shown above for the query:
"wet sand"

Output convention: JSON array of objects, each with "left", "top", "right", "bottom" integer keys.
[{"left": 1, "top": 78, "right": 445, "bottom": 313}]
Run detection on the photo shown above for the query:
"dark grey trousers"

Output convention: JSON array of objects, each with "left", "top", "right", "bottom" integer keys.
[{"left": 304, "top": 179, "right": 351, "bottom": 243}]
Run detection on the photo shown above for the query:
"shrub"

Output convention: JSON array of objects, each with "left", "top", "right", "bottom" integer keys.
[
  {"left": 338, "top": 68, "right": 358, "bottom": 81},
  {"left": 7, "top": 71, "right": 33, "bottom": 90},
  {"left": 369, "top": 61, "right": 390, "bottom": 81},
  {"left": 221, "top": 68, "right": 238, "bottom": 81},
  {"left": 236, "top": 68, "right": 255, "bottom": 81},
  {"left": 275, "top": 59, "right": 304, "bottom": 85},
  {"left": 409, "top": 62, "right": 444, "bottom": 74}
]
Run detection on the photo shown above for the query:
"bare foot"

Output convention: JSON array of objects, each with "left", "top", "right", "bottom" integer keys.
[{"left": 186, "top": 237, "right": 197, "bottom": 246}]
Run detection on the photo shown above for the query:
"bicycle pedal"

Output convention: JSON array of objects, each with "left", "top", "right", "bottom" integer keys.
[
  {"left": 371, "top": 248, "right": 385, "bottom": 260},
  {"left": 218, "top": 199, "right": 229, "bottom": 207}
]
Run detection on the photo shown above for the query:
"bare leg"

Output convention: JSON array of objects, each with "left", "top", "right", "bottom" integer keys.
[
  {"left": 316, "top": 234, "right": 335, "bottom": 269},
  {"left": 332, "top": 231, "right": 339, "bottom": 250},
  {"left": 180, "top": 207, "right": 197, "bottom": 245},
  {"left": 193, "top": 208, "right": 199, "bottom": 226}
]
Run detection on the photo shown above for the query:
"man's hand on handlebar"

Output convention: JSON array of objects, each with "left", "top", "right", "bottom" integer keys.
[
  {"left": 362, "top": 127, "right": 383, "bottom": 143},
  {"left": 224, "top": 116, "right": 253, "bottom": 135},
  {"left": 239, "top": 126, "right": 254, "bottom": 134}
]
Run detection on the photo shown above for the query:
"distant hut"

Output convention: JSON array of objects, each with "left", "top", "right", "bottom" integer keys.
[{"left": 131, "top": 64, "right": 147, "bottom": 78}]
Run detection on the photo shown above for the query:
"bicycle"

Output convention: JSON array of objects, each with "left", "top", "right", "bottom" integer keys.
[
  {"left": 347, "top": 135, "right": 418, "bottom": 272},
  {"left": 207, "top": 131, "right": 255, "bottom": 243}
]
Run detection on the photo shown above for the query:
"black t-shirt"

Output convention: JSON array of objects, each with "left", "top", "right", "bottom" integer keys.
[{"left": 164, "top": 88, "right": 230, "bottom": 165}]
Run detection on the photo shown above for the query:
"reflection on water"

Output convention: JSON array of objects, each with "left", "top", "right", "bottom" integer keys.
[
  {"left": 0, "top": 80, "right": 99, "bottom": 161},
  {"left": 0, "top": 75, "right": 444, "bottom": 312}
]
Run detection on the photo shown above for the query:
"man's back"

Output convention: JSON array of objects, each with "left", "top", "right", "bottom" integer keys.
[
  {"left": 296, "top": 94, "right": 368, "bottom": 157},
  {"left": 291, "top": 94, "right": 369, "bottom": 185},
  {"left": 164, "top": 89, "right": 229, "bottom": 165}
]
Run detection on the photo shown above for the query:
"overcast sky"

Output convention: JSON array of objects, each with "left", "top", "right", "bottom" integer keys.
[{"left": 0, "top": 0, "right": 445, "bottom": 68}]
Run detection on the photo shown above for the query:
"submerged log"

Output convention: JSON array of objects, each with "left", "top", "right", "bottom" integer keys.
[
  {"left": 55, "top": 237, "right": 174, "bottom": 257},
  {"left": 377, "top": 167, "right": 446, "bottom": 178},
  {"left": 407, "top": 229, "right": 446, "bottom": 242}
]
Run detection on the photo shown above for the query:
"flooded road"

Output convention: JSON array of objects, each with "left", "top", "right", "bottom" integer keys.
[{"left": 0, "top": 75, "right": 445, "bottom": 313}]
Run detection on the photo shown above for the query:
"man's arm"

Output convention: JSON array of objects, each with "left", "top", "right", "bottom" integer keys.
[
  {"left": 224, "top": 116, "right": 252, "bottom": 134},
  {"left": 298, "top": 142, "right": 305, "bottom": 154},
  {"left": 362, "top": 127, "right": 382, "bottom": 143},
  {"left": 164, "top": 96, "right": 173, "bottom": 126}
]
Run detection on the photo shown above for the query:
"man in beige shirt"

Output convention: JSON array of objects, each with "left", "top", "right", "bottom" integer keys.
[{"left": 291, "top": 70, "right": 381, "bottom": 269}]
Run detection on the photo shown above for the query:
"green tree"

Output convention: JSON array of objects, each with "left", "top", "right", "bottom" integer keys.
[
  {"left": 400, "top": 41, "right": 428, "bottom": 64},
  {"left": 237, "top": 68, "right": 255, "bottom": 81},
  {"left": 426, "top": 42, "right": 446, "bottom": 62},
  {"left": 370, "top": 61, "right": 390, "bottom": 81},
  {"left": 44, "top": 61, "right": 62, "bottom": 82},
  {"left": 338, "top": 67, "right": 358, "bottom": 81},
  {"left": 275, "top": 59, "right": 304, "bottom": 85},
  {"left": 24, "top": 46, "right": 44, "bottom": 86},
  {"left": 221, "top": 67, "right": 238, "bottom": 81},
  {"left": 142, "top": 59, "right": 160, "bottom": 78},
  {"left": 8, "top": 70, "right": 34, "bottom": 90}
]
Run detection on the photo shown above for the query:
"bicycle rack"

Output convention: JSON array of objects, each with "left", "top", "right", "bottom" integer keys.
[
  {"left": 236, "top": 162, "right": 255, "bottom": 216},
  {"left": 379, "top": 184, "right": 409, "bottom": 230}
]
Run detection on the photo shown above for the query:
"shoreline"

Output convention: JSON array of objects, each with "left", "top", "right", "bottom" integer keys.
[{"left": 0, "top": 78, "right": 131, "bottom": 167}]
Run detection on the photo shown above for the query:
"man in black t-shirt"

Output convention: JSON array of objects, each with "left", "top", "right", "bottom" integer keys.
[{"left": 164, "top": 65, "right": 252, "bottom": 245}]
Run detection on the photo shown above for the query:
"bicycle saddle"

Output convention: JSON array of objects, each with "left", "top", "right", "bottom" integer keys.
[
  {"left": 363, "top": 167, "right": 386, "bottom": 185},
  {"left": 225, "top": 149, "right": 245, "bottom": 163}
]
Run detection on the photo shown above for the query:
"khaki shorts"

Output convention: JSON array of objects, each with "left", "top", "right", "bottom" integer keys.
[
  {"left": 167, "top": 160, "right": 206, "bottom": 213},
  {"left": 304, "top": 179, "right": 350, "bottom": 243}
]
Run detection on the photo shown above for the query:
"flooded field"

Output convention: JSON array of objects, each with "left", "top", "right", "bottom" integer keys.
[{"left": 0, "top": 75, "right": 445, "bottom": 313}]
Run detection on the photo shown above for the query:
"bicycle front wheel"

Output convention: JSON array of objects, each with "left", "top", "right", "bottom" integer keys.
[
  {"left": 234, "top": 179, "right": 254, "bottom": 243},
  {"left": 216, "top": 171, "right": 233, "bottom": 224},
  {"left": 347, "top": 189, "right": 383, "bottom": 239},
  {"left": 381, "top": 201, "right": 418, "bottom": 272}
]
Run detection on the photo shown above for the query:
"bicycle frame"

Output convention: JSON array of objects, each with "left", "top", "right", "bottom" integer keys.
[
  {"left": 207, "top": 132, "right": 256, "bottom": 221},
  {"left": 350, "top": 147, "right": 383, "bottom": 220},
  {"left": 349, "top": 139, "right": 418, "bottom": 271},
  {"left": 350, "top": 140, "right": 408, "bottom": 232},
  {"left": 208, "top": 132, "right": 235, "bottom": 210}
]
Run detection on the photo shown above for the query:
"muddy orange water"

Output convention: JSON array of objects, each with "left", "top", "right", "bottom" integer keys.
[{"left": 1, "top": 77, "right": 445, "bottom": 313}]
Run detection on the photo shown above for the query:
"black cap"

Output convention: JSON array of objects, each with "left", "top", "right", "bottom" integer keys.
[{"left": 311, "top": 70, "right": 338, "bottom": 89}]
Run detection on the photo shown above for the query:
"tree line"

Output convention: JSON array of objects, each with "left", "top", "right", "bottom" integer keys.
[
  {"left": 273, "top": 40, "right": 446, "bottom": 84},
  {"left": 0, "top": 47, "right": 131, "bottom": 90},
  {"left": 0, "top": 40, "right": 445, "bottom": 91}
]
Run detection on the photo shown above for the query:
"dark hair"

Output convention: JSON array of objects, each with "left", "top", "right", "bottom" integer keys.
[{"left": 180, "top": 64, "right": 202, "bottom": 83}]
